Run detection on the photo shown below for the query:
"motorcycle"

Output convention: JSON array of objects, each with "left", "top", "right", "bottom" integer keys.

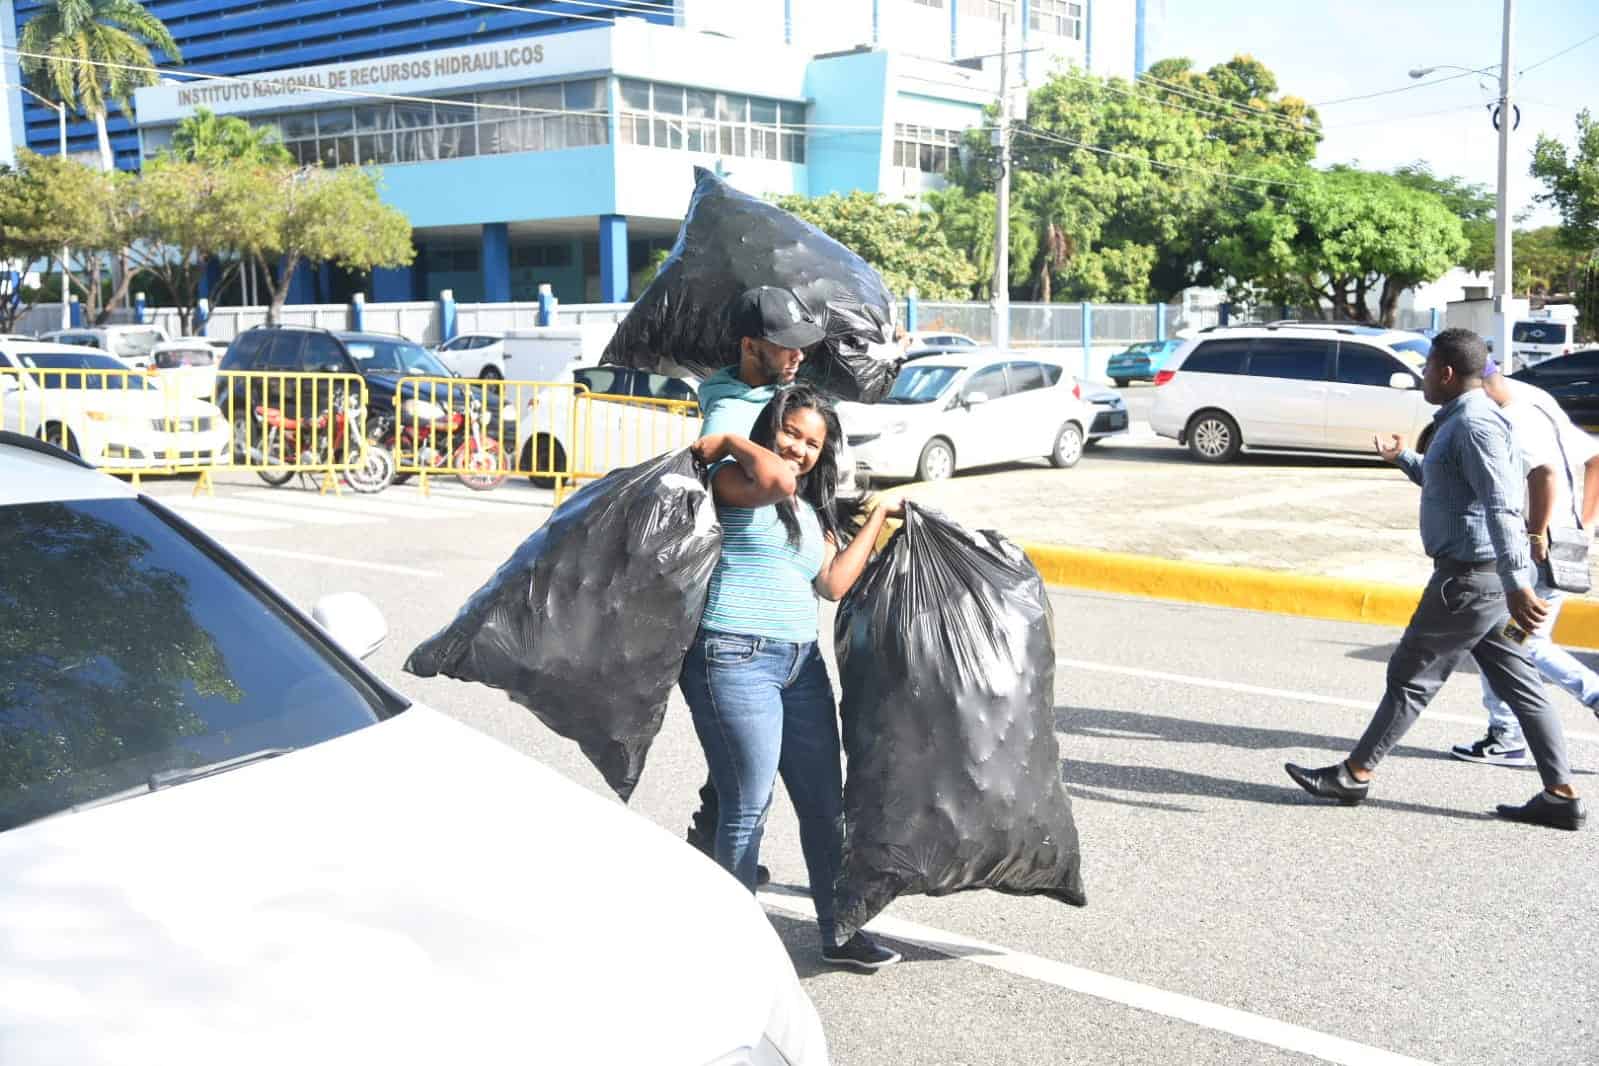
[
  {"left": 373, "top": 389, "right": 507, "bottom": 492},
  {"left": 252, "top": 389, "right": 393, "bottom": 494}
]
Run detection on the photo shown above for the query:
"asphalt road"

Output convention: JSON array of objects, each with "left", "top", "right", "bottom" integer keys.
[{"left": 142, "top": 473, "right": 1599, "bottom": 1066}]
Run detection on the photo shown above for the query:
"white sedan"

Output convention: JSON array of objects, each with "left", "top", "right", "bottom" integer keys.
[
  {"left": 433, "top": 332, "right": 508, "bottom": 380},
  {"left": 0, "top": 434, "right": 829, "bottom": 1066},
  {"left": 840, "top": 351, "right": 1095, "bottom": 481},
  {"left": 0, "top": 342, "right": 230, "bottom": 468}
]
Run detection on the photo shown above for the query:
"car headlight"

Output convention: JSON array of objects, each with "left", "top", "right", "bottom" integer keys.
[{"left": 882, "top": 421, "right": 908, "bottom": 436}]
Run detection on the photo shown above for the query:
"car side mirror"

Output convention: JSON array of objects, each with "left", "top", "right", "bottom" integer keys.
[
  {"left": 1389, "top": 372, "right": 1416, "bottom": 391},
  {"left": 311, "top": 592, "right": 388, "bottom": 660},
  {"left": 963, "top": 391, "right": 990, "bottom": 407}
]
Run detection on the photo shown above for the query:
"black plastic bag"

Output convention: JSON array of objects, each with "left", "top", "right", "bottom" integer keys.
[
  {"left": 832, "top": 504, "right": 1086, "bottom": 940},
  {"left": 404, "top": 450, "right": 721, "bottom": 801},
  {"left": 601, "top": 167, "right": 898, "bottom": 403}
]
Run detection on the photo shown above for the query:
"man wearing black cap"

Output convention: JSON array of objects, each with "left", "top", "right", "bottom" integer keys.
[
  {"left": 685, "top": 286, "right": 827, "bottom": 875},
  {"left": 1284, "top": 328, "right": 1584, "bottom": 830}
]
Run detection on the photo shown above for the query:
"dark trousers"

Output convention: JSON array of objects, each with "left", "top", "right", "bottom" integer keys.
[{"left": 1351, "top": 564, "right": 1573, "bottom": 790}]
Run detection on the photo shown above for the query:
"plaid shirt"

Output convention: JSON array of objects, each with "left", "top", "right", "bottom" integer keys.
[{"left": 1396, "top": 388, "right": 1533, "bottom": 594}]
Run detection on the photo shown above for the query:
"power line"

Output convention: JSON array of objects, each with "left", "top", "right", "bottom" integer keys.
[
  {"left": 1010, "top": 124, "right": 1310, "bottom": 197},
  {"left": 1054, "top": 66, "right": 1314, "bottom": 136},
  {"left": 1319, "top": 102, "right": 1487, "bottom": 130},
  {"left": 1137, "top": 70, "right": 1318, "bottom": 128},
  {"left": 1521, "top": 29, "right": 1599, "bottom": 75},
  {"left": 1312, "top": 67, "right": 1482, "bottom": 107}
]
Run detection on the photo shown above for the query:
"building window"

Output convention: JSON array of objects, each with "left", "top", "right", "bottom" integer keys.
[
  {"left": 253, "top": 77, "right": 609, "bottom": 168},
  {"left": 893, "top": 124, "right": 962, "bottom": 173},
  {"left": 619, "top": 79, "right": 806, "bottom": 164},
  {"left": 1029, "top": 0, "right": 1084, "bottom": 39},
  {"left": 968, "top": 0, "right": 1018, "bottom": 21}
]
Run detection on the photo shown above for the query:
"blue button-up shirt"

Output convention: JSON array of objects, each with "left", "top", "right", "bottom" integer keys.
[{"left": 1396, "top": 389, "right": 1532, "bottom": 594}]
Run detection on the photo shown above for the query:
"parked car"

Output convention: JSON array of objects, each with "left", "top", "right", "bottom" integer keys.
[
  {"left": 1078, "top": 381, "right": 1132, "bottom": 445},
  {"left": 1106, "top": 339, "right": 1184, "bottom": 386},
  {"left": 0, "top": 341, "right": 230, "bottom": 468},
  {"left": 839, "top": 351, "right": 1094, "bottom": 482},
  {"left": 1511, "top": 314, "right": 1581, "bottom": 368},
  {"left": 0, "top": 430, "right": 829, "bottom": 1066},
  {"left": 149, "top": 338, "right": 223, "bottom": 403},
  {"left": 1510, "top": 347, "right": 1599, "bottom": 430},
  {"left": 1149, "top": 324, "right": 1434, "bottom": 463},
  {"left": 432, "top": 331, "right": 507, "bottom": 379},
  {"left": 904, "top": 330, "right": 978, "bottom": 350},
  {"left": 215, "top": 327, "right": 468, "bottom": 452},
  {"left": 39, "top": 324, "right": 171, "bottom": 369}
]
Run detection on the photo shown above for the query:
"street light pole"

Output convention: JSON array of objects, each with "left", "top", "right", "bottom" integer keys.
[
  {"left": 1493, "top": 0, "right": 1516, "bottom": 368},
  {"left": 3, "top": 81, "right": 73, "bottom": 328},
  {"left": 992, "top": 13, "right": 1012, "bottom": 351}
]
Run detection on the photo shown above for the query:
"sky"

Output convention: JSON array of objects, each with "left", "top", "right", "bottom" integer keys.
[{"left": 1152, "top": 0, "right": 1598, "bottom": 228}]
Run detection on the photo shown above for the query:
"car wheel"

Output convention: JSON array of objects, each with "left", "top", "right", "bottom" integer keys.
[
  {"left": 256, "top": 427, "right": 295, "bottom": 486},
  {"left": 1049, "top": 422, "right": 1085, "bottom": 468},
  {"left": 231, "top": 414, "right": 257, "bottom": 463},
  {"left": 479, "top": 365, "right": 502, "bottom": 381},
  {"left": 522, "top": 434, "right": 567, "bottom": 489},
  {"left": 916, "top": 438, "right": 956, "bottom": 481},
  {"left": 1112, "top": 378, "right": 1130, "bottom": 388},
  {"left": 1187, "top": 411, "right": 1241, "bottom": 463},
  {"left": 38, "top": 423, "right": 79, "bottom": 457}
]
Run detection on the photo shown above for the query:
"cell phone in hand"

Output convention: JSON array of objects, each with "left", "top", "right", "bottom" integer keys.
[{"left": 1503, "top": 619, "right": 1531, "bottom": 645}]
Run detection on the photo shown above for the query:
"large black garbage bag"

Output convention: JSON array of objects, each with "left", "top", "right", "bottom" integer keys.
[
  {"left": 832, "top": 504, "right": 1086, "bottom": 940},
  {"left": 404, "top": 449, "right": 721, "bottom": 801},
  {"left": 601, "top": 167, "right": 897, "bottom": 403}
]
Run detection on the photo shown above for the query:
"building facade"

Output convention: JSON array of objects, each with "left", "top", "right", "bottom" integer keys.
[{"left": 5, "top": 0, "right": 1155, "bottom": 306}]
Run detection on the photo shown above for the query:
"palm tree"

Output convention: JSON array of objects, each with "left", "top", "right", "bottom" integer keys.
[{"left": 19, "top": 0, "right": 182, "bottom": 173}]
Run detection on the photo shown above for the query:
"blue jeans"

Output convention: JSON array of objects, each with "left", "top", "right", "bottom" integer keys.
[
  {"left": 679, "top": 629, "right": 844, "bottom": 942},
  {"left": 1480, "top": 572, "right": 1599, "bottom": 741}
]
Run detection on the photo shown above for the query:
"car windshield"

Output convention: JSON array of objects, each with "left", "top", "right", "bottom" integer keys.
[
  {"left": 1124, "top": 342, "right": 1161, "bottom": 354},
  {"left": 154, "top": 347, "right": 216, "bottom": 369},
  {"left": 1512, "top": 321, "right": 1568, "bottom": 343},
  {"left": 883, "top": 365, "right": 960, "bottom": 403},
  {"left": 111, "top": 329, "right": 166, "bottom": 359},
  {"left": 345, "top": 339, "right": 450, "bottom": 375},
  {"left": 1390, "top": 339, "right": 1431, "bottom": 364},
  {"left": 0, "top": 497, "right": 393, "bottom": 832},
  {"left": 15, "top": 350, "right": 156, "bottom": 389}
]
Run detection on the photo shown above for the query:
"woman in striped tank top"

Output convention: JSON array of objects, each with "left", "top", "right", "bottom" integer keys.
[{"left": 682, "top": 384, "right": 902, "bottom": 972}]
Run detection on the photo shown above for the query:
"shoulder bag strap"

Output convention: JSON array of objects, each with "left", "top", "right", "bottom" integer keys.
[{"left": 1533, "top": 402, "right": 1583, "bottom": 530}]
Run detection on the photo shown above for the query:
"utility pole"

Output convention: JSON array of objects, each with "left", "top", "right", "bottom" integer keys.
[
  {"left": 57, "top": 100, "right": 69, "bottom": 329},
  {"left": 992, "top": 12, "right": 1011, "bottom": 351},
  {"left": 1492, "top": 0, "right": 1516, "bottom": 368}
]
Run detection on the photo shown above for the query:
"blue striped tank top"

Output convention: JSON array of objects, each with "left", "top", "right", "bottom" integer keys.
[{"left": 701, "top": 499, "right": 825, "bottom": 643}]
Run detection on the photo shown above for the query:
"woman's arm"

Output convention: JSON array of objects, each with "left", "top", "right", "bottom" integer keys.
[
  {"left": 692, "top": 433, "right": 797, "bottom": 508},
  {"left": 814, "top": 496, "right": 902, "bottom": 601}
]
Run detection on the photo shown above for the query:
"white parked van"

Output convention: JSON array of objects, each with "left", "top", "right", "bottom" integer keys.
[
  {"left": 1511, "top": 308, "right": 1581, "bottom": 368},
  {"left": 499, "top": 323, "right": 618, "bottom": 383},
  {"left": 40, "top": 325, "right": 171, "bottom": 369}
]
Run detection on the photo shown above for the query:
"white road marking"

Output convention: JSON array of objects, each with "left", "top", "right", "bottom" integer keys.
[
  {"left": 760, "top": 893, "right": 1435, "bottom": 1066},
  {"left": 230, "top": 545, "right": 442, "bottom": 579},
  {"left": 167, "top": 511, "right": 291, "bottom": 535},
  {"left": 1058, "top": 657, "right": 1599, "bottom": 745},
  {"left": 166, "top": 496, "right": 373, "bottom": 526}
]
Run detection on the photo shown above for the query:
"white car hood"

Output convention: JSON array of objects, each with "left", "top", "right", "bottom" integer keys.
[
  {"left": 0, "top": 707, "right": 795, "bottom": 1065},
  {"left": 836, "top": 398, "right": 940, "bottom": 434}
]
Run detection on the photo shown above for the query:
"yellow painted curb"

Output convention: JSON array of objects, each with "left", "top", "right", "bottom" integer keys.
[{"left": 1016, "top": 542, "right": 1599, "bottom": 651}]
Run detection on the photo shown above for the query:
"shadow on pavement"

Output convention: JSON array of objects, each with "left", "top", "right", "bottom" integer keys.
[
  {"left": 1062, "top": 757, "right": 1500, "bottom": 824},
  {"left": 766, "top": 906, "right": 952, "bottom": 978}
]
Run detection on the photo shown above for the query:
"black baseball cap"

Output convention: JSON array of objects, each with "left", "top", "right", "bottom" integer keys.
[{"left": 733, "top": 286, "right": 826, "bottom": 349}]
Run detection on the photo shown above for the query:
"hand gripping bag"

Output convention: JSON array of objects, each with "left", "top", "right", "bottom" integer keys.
[
  {"left": 832, "top": 504, "right": 1086, "bottom": 941},
  {"left": 404, "top": 450, "right": 721, "bottom": 801},
  {"left": 601, "top": 167, "right": 898, "bottom": 403}
]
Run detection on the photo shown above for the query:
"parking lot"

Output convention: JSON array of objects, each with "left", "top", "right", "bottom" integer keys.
[{"left": 134, "top": 441, "right": 1599, "bottom": 1066}]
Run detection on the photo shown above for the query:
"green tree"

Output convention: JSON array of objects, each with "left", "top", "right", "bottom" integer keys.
[
  {"left": 247, "top": 165, "right": 416, "bottom": 324},
  {"left": 922, "top": 186, "right": 1036, "bottom": 299},
  {"left": 773, "top": 190, "right": 978, "bottom": 300},
  {"left": 0, "top": 149, "right": 122, "bottom": 320},
  {"left": 19, "top": 0, "right": 182, "bottom": 173},
  {"left": 1212, "top": 166, "right": 1468, "bottom": 326},
  {"left": 1530, "top": 109, "right": 1599, "bottom": 257},
  {"left": 1513, "top": 226, "right": 1589, "bottom": 296},
  {"left": 168, "top": 106, "right": 292, "bottom": 167},
  {"left": 1392, "top": 162, "right": 1496, "bottom": 273}
]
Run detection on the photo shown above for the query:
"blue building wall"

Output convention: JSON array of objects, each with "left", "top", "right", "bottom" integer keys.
[
  {"left": 9, "top": 0, "right": 670, "bottom": 169},
  {"left": 803, "top": 50, "right": 890, "bottom": 198},
  {"left": 375, "top": 144, "right": 619, "bottom": 228}
]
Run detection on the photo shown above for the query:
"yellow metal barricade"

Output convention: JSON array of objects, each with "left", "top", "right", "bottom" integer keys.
[
  {"left": 0, "top": 363, "right": 231, "bottom": 493},
  {"left": 212, "top": 370, "right": 370, "bottom": 494},
  {"left": 566, "top": 390, "right": 702, "bottom": 496}
]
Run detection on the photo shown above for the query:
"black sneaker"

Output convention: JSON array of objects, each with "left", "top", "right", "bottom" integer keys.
[
  {"left": 1451, "top": 729, "right": 1533, "bottom": 767},
  {"left": 1495, "top": 791, "right": 1588, "bottom": 831},
  {"left": 1285, "top": 761, "right": 1370, "bottom": 806},
  {"left": 683, "top": 830, "right": 770, "bottom": 886},
  {"left": 822, "top": 932, "right": 901, "bottom": 973}
]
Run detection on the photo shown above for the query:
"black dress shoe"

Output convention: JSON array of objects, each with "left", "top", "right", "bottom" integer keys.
[
  {"left": 1495, "top": 791, "right": 1587, "bottom": 831},
  {"left": 1285, "top": 762, "right": 1370, "bottom": 806}
]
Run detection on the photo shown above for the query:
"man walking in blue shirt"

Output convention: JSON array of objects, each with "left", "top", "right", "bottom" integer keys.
[{"left": 1285, "top": 329, "right": 1584, "bottom": 830}]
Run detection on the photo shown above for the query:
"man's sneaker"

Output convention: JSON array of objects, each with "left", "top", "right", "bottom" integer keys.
[
  {"left": 683, "top": 830, "right": 770, "bottom": 886},
  {"left": 1495, "top": 790, "right": 1588, "bottom": 831},
  {"left": 1451, "top": 730, "right": 1533, "bottom": 767},
  {"left": 822, "top": 932, "right": 901, "bottom": 973},
  {"left": 1284, "top": 761, "right": 1370, "bottom": 806}
]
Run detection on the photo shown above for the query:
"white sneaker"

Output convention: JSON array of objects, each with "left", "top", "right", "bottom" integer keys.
[{"left": 1450, "top": 730, "right": 1534, "bottom": 767}]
